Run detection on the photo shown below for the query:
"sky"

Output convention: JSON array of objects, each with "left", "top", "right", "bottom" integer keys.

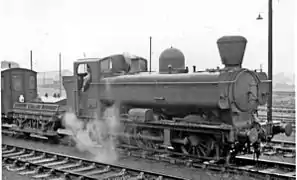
[{"left": 0, "top": 0, "right": 296, "bottom": 75}]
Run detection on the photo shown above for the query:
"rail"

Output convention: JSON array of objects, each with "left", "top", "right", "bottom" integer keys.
[
  {"left": 258, "top": 107, "right": 295, "bottom": 114},
  {"left": 258, "top": 115, "right": 295, "bottom": 123},
  {"left": 270, "top": 140, "right": 296, "bottom": 146},
  {"left": 119, "top": 145, "right": 296, "bottom": 180},
  {"left": 2, "top": 138, "right": 296, "bottom": 180},
  {"left": 262, "top": 140, "right": 295, "bottom": 157},
  {"left": 2, "top": 144, "right": 188, "bottom": 180}
]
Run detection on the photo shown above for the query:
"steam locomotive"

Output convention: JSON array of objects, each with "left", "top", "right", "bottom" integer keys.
[{"left": 1, "top": 35, "right": 292, "bottom": 163}]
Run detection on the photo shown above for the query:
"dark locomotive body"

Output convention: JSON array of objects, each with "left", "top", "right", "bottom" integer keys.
[
  {"left": 100, "top": 69, "right": 265, "bottom": 127},
  {"left": 2, "top": 35, "right": 292, "bottom": 163},
  {"left": 61, "top": 36, "right": 291, "bottom": 162}
]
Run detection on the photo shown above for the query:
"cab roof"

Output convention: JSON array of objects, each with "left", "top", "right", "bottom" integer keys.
[
  {"left": 75, "top": 58, "right": 101, "bottom": 63},
  {"left": 1, "top": 67, "right": 37, "bottom": 74},
  {"left": 75, "top": 54, "right": 147, "bottom": 64}
]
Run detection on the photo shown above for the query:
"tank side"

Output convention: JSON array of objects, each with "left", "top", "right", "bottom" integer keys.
[{"left": 100, "top": 73, "right": 221, "bottom": 109}]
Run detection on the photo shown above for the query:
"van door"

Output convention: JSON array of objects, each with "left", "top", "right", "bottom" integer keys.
[
  {"left": 11, "top": 72, "right": 25, "bottom": 106},
  {"left": 25, "top": 73, "right": 37, "bottom": 102}
]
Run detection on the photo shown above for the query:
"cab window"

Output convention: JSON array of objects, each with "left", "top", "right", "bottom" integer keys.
[
  {"left": 76, "top": 63, "right": 92, "bottom": 92},
  {"left": 77, "top": 63, "right": 90, "bottom": 75},
  {"left": 130, "top": 58, "right": 147, "bottom": 73},
  {"left": 100, "top": 58, "right": 112, "bottom": 72},
  {"left": 12, "top": 75, "right": 22, "bottom": 91},
  {"left": 29, "top": 75, "right": 36, "bottom": 89},
  {"left": 139, "top": 59, "right": 147, "bottom": 71}
]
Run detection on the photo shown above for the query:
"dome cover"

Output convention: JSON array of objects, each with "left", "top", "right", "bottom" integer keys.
[{"left": 159, "top": 47, "right": 185, "bottom": 72}]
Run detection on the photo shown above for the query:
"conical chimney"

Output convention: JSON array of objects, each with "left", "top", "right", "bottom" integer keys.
[{"left": 217, "top": 36, "right": 247, "bottom": 69}]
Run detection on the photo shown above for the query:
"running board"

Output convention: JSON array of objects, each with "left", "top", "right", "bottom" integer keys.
[{"left": 57, "top": 129, "right": 74, "bottom": 136}]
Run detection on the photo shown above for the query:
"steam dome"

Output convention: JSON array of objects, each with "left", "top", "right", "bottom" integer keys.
[{"left": 159, "top": 47, "right": 185, "bottom": 72}]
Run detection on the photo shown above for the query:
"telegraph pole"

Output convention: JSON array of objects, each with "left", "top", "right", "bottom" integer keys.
[
  {"left": 257, "top": 0, "right": 274, "bottom": 122},
  {"left": 267, "top": 0, "right": 273, "bottom": 122},
  {"left": 59, "top": 52, "right": 62, "bottom": 96},
  {"left": 149, "top": 36, "right": 152, "bottom": 72}
]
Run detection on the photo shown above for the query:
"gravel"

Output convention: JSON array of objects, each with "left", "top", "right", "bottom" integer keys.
[
  {"left": 2, "top": 169, "right": 32, "bottom": 180},
  {"left": 2, "top": 135, "right": 256, "bottom": 180}
]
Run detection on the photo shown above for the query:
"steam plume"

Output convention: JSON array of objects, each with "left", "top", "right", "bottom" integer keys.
[{"left": 62, "top": 106, "right": 119, "bottom": 163}]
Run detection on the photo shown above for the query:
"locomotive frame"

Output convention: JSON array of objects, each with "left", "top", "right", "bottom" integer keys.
[
  {"left": 59, "top": 36, "right": 292, "bottom": 163},
  {"left": 1, "top": 35, "right": 293, "bottom": 164}
]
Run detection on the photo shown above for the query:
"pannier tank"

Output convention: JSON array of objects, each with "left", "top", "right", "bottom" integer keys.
[{"left": 99, "top": 36, "right": 269, "bottom": 127}]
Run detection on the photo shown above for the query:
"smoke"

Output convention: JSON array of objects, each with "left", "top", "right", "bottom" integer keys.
[
  {"left": 62, "top": 106, "right": 120, "bottom": 164},
  {"left": 61, "top": 76, "right": 122, "bottom": 163}
]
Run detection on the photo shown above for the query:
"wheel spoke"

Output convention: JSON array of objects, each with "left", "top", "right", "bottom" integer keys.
[
  {"left": 191, "top": 147, "right": 196, "bottom": 155},
  {"left": 180, "top": 135, "right": 217, "bottom": 158},
  {"left": 198, "top": 146, "right": 207, "bottom": 156},
  {"left": 181, "top": 146, "right": 189, "bottom": 155},
  {"left": 196, "top": 147, "right": 202, "bottom": 157},
  {"left": 199, "top": 142, "right": 207, "bottom": 150}
]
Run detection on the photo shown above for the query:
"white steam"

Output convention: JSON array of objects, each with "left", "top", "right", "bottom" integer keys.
[{"left": 62, "top": 106, "right": 120, "bottom": 163}]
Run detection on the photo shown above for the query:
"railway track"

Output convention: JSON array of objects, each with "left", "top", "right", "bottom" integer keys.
[
  {"left": 258, "top": 113, "right": 295, "bottom": 119},
  {"left": 262, "top": 140, "right": 295, "bottom": 158},
  {"left": 120, "top": 146, "right": 296, "bottom": 180},
  {"left": 255, "top": 114, "right": 296, "bottom": 132},
  {"left": 262, "top": 105, "right": 295, "bottom": 109},
  {"left": 270, "top": 140, "right": 296, "bottom": 147},
  {"left": 234, "top": 156, "right": 295, "bottom": 179},
  {"left": 2, "top": 143, "right": 296, "bottom": 180},
  {"left": 258, "top": 114, "right": 295, "bottom": 121},
  {"left": 257, "top": 115, "right": 295, "bottom": 129},
  {"left": 258, "top": 108, "right": 295, "bottom": 114},
  {"left": 2, "top": 144, "right": 188, "bottom": 180},
  {"left": 258, "top": 115, "right": 295, "bottom": 122},
  {"left": 120, "top": 144, "right": 296, "bottom": 179}
]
